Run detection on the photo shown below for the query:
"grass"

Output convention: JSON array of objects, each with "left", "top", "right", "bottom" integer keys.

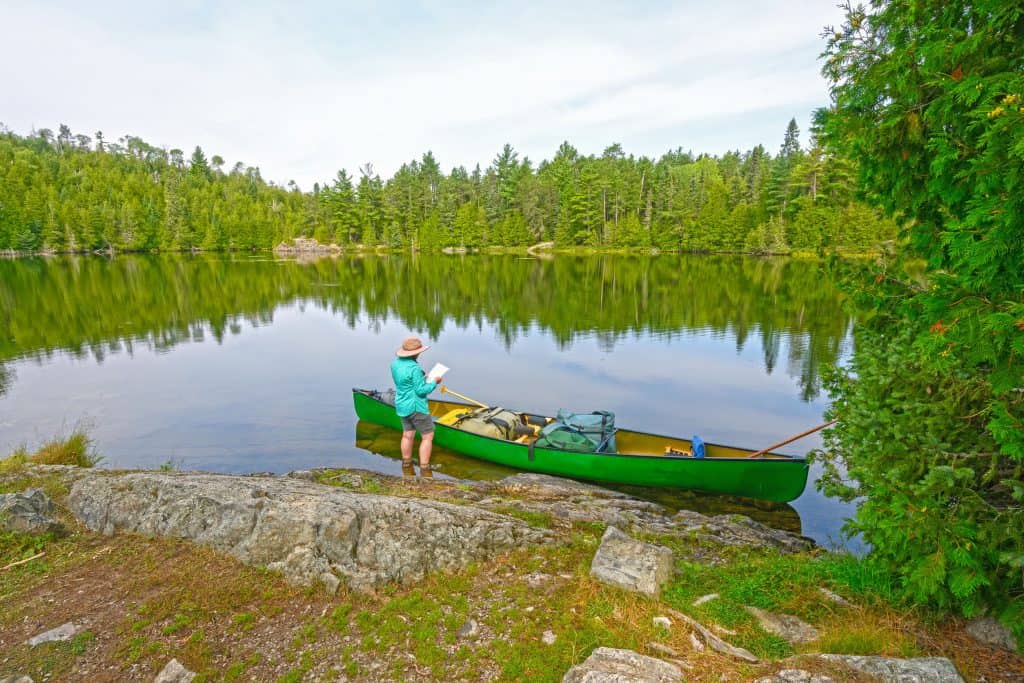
[
  {"left": 0, "top": 428, "right": 101, "bottom": 473},
  {"left": 660, "top": 542, "right": 920, "bottom": 659},
  {"left": 493, "top": 506, "right": 554, "bottom": 529}
]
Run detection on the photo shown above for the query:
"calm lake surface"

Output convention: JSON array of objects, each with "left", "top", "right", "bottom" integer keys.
[{"left": 0, "top": 254, "right": 859, "bottom": 547}]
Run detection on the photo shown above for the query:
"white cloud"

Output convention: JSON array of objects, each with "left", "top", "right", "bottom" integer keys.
[{"left": 0, "top": 1, "right": 844, "bottom": 188}]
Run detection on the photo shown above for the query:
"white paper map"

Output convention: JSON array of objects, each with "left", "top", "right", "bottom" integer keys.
[{"left": 427, "top": 363, "right": 449, "bottom": 382}]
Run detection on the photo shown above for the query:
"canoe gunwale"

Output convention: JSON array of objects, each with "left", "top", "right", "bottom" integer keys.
[{"left": 352, "top": 388, "right": 806, "bottom": 465}]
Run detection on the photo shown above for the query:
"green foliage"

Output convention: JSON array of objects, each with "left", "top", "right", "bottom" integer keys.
[
  {"left": 818, "top": 0, "right": 1024, "bottom": 626},
  {"left": 0, "top": 124, "right": 895, "bottom": 255}
]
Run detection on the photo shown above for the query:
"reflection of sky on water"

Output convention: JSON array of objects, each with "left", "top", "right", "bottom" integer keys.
[{"left": 0, "top": 302, "right": 859, "bottom": 550}]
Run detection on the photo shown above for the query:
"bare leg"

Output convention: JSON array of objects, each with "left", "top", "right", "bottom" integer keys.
[
  {"left": 401, "top": 430, "right": 415, "bottom": 464},
  {"left": 419, "top": 432, "right": 434, "bottom": 468}
]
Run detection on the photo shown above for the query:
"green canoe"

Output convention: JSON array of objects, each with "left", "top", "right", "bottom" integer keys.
[{"left": 352, "top": 388, "right": 810, "bottom": 503}]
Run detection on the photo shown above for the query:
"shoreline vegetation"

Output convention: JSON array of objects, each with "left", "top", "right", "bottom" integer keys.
[
  {"left": 0, "top": 116, "right": 896, "bottom": 258},
  {"left": 1, "top": 437, "right": 1021, "bottom": 681},
  {"left": 0, "top": 241, "right": 887, "bottom": 260}
]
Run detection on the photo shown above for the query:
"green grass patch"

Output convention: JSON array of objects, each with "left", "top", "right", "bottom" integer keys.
[
  {"left": 232, "top": 611, "right": 257, "bottom": 631},
  {"left": 493, "top": 506, "right": 554, "bottom": 529}
]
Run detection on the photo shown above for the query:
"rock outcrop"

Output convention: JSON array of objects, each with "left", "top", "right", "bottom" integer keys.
[
  {"left": 66, "top": 471, "right": 550, "bottom": 592},
  {"left": 965, "top": 616, "right": 1018, "bottom": 653},
  {"left": 26, "top": 622, "right": 81, "bottom": 646},
  {"left": 669, "top": 509, "right": 812, "bottom": 553},
  {"left": 817, "top": 655, "right": 964, "bottom": 683},
  {"left": 485, "top": 473, "right": 813, "bottom": 555},
  {"left": 0, "top": 489, "right": 62, "bottom": 535},
  {"left": 755, "top": 671, "right": 834, "bottom": 683},
  {"left": 590, "top": 526, "right": 674, "bottom": 597},
  {"left": 562, "top": 647, "right": 684, "bottom": 683},
  {"left": 272, "top": 237, "right": 341, "bottom": 255},
  {"left": 666, "top": 608, "right": 759, "bottom": 663},
  {"left": 744, "top": 606, "right": 820, "bottom": 645},
  {"left": 154, "top": 658, "right": 196, "bottom": 683}
]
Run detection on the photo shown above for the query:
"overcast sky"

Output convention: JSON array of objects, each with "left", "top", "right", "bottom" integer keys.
[{"left": 1, "top": 1, "right": 843, "bottom": 189}]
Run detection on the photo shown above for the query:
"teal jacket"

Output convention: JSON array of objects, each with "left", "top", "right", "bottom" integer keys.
[{"left": 390, "top": 357, "right": 438, "bottom": 417}]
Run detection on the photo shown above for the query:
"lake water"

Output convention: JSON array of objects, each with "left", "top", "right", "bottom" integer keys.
[{"left": 0, "top": 253, "right": 859, "bottom": 548}]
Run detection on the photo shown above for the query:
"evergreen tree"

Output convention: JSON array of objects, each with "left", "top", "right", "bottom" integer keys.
[{"left": 817, "top": 0, "right": 1024, "bottom": 622}]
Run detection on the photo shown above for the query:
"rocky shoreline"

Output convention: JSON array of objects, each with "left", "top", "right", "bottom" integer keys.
[{"left": 2, "top": 465, "right": 1020, "bottom": 681}]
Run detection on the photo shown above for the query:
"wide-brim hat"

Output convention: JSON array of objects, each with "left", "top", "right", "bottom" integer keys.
[{"left": 396, "top": 336, "right": 431, "bottom": 357}]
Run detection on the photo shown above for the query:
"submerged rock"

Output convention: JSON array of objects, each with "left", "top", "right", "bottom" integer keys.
[
  {"left": 590, "top": 526, "right": 674, "bottom": 597},
  {"left": 562, "top": 647, "right": 683, "bottom": 683},
  {"left": 0, "top": 489, "right": 62, "bottom": 535},
  {"left": 66, "top": 471, "right": 550, "bottom": 592},
  {"left": 817, "top": 654, "right": 964, "bottom": 683}
]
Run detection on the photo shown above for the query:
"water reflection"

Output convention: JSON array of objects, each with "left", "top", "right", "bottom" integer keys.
[{"left": 1, "top": 254, "right": 851, "bottom": 400}]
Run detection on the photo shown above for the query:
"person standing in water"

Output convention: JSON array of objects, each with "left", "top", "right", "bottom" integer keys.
[{"left": 390, "top": 336, "right": 442, "bottom": 472}]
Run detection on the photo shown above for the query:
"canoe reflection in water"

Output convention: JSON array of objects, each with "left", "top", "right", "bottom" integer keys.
[{"left": 354, "top": 420, "right": 803, "bottom": 536}]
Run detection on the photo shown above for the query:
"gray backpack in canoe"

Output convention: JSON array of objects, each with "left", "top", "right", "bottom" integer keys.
[
  {"left": 534, "top": 410, "right": 616, "bottom": 453},
  {"left": 448, "top": 406, "right": 526, "bottom": 440}
]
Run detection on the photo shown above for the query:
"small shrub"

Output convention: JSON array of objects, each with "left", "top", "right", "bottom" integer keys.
[
  {"left": 31, "top": 429, "right": 101, "bottom": 467},
  {"left": 0, "top": 429, "right": 101, "bottom": 472},
  {"left": 0, "top": 445, "right": 29, "bottom": 474}
]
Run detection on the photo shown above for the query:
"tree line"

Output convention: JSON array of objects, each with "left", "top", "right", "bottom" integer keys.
[{"left": 0, "top": 119, "right": 895, "bottom": 254}]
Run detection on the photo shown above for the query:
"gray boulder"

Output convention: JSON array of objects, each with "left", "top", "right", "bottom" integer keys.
[
  {"left": 964, "top": 616, "right": 1018, "bottom": 652},
  {"left": 0, "top": 489, "right": 62, "bottom": 535},
  {"left": 154, "top": 658, "right": 196, "bottom": 682},
  {"left": 0, "top": 676, "right": 35, "bottom": 683},
  {"left": 744, "top": 606, "right": 819, "bottom": 645},
  {"left": 817, "top": 655, "right": 964, "bottom": 682},
  {"left": 66, "top": 471, "right": 550, "bottom": 592},
  {"left": 562, "top": 647, "right": 683, "bottom": 683},
  {"left": 26, "top": 622, "right": 81, "bottom": 646},
  {"left": 590, "top": 526, "right": 674, "bottom": 597}
]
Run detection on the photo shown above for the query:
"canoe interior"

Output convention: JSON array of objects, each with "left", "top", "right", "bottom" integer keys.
[{"left": 423, "top": 396, "right": 794, "bottom": 461}]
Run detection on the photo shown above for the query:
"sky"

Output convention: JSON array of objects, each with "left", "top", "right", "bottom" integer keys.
[{"left": 1, "top": 1, "right": 845, "bottom": 189}]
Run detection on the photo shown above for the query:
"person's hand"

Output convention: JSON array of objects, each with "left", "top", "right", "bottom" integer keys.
[{"left": 434, "top": 376, "right": 444, "bottom": 385}]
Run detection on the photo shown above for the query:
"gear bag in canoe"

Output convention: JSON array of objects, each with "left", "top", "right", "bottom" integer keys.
[{"left": 534, "top": 410, "right": 617, "bottom": 453}]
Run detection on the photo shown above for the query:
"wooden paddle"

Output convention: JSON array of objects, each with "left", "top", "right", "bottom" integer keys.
[
  {"left": 440, "top": 386, "right": 488, "bottom": 409},
  {"left": 746, "top": 419, "right": 838, "bottom": 458}
]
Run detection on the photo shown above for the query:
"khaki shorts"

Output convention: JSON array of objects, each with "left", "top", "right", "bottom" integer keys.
[{"left": 400, "top": 412, "right": 435, "bottom": 435}]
